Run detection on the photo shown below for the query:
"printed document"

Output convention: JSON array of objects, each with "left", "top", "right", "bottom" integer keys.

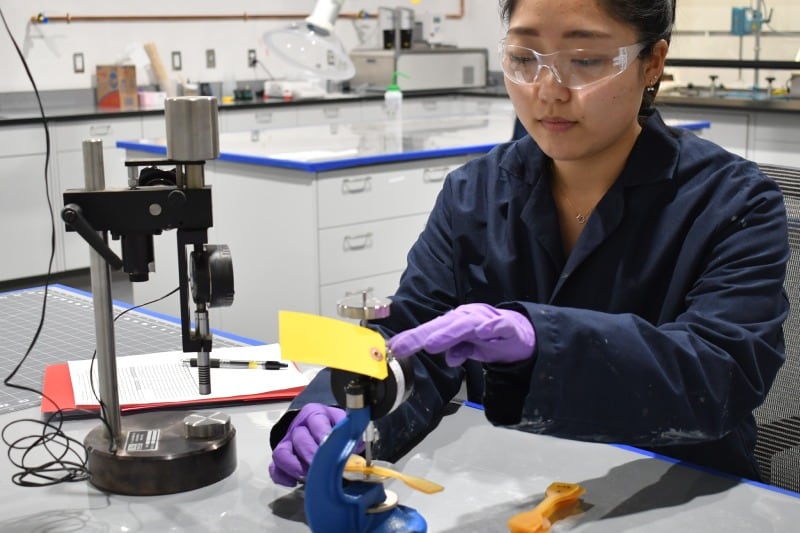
[{"left": 68, "top": 344, "right": 307, "bottom": 407}]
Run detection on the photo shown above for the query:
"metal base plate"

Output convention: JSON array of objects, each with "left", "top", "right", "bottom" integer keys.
[{"left": 84, "top": 410, "right": 236, "bottom": 495}]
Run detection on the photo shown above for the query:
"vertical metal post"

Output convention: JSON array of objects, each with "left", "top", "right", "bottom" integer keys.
[{"left": 83, "top": 138, "right": 122, "bottom": 445}]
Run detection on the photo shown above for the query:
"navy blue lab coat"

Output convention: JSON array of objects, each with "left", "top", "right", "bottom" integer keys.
[{"left": 275, "top": 110, "right": 789, "bottom": 481}]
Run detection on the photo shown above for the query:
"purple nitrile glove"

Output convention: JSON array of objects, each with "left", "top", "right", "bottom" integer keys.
[
  {"left": 387, "top": 303, "right": 536, "bottom": 367},
  {"left": 269, "top": 403, "right": 346, "bottom": 487}
]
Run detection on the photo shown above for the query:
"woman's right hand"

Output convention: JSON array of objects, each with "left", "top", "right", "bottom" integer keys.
[{"left": 268, "top": 403, "right": 346, "bottom": 487}]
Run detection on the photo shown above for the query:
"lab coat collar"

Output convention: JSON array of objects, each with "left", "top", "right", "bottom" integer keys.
[
  {"left": 500, "top": 108, "right": 681, "bottom": 189},
  {"left": 504, "top": 109, "right": 683, "bottom": 293}
]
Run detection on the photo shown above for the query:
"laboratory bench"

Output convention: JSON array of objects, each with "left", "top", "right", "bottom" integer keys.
[
  {"left": 1, "top": 399, "right": 799, "bottom": 532},
  {"left": 0, "top": 281, "right": 798, "bottom": 532}
]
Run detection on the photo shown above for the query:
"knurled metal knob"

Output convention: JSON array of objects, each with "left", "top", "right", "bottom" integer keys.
[
  {"left": 337, "top": 292, "right": 391, "bottom": 321},
  {"left": 183, "top": 411, "right": 231, "bottom": 440}
]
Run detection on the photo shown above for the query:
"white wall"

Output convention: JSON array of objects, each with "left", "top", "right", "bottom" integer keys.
[
  {"left": 671, "top": 0, "right": 800, "bottom": 89},
  {"left": 0, "top": 0, "right": 798, "bottom": 95},
  {"left": 0, "top": 0, "right": 480, "bottom": 94}
]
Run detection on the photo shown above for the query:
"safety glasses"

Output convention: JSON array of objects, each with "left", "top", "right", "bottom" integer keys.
[{"left": 499, "top": 41, "right": 646, "bottom": 90}]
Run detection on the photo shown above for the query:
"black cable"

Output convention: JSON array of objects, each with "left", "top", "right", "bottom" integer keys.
[
  {"left": 2, "top": 286, "right": 181, "bottom": 487},
  {"left": 0, "top": 3, "right": 184, "bottom": 487},
  {"left": 89, "top": 287, "right": 180, "bottom": 444},
  {"left": 0, "top": 4, "right": 79, "bottom": 487},
  {"left": 0, "top": 2, "right": 54, "bottom": 392}
]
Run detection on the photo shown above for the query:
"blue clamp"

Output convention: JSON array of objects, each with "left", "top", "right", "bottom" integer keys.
[{"left": 304, "top": 405, "right": 427, "bottom": 533}]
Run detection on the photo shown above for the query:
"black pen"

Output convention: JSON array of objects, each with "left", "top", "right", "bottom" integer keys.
[{"left": 183, "top": 358, "right": 288, "bottom": 370}]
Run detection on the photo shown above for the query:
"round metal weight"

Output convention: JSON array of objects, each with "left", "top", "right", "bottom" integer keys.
[
  {"left": 84, "top": 410, "right": 236, "bottom": 495},
  {"left": 336, "top": 294, "right": 391, "bottom": 321}
]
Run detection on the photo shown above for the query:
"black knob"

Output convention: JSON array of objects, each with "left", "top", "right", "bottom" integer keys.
[{"left": 167, "top": 189, "right": 187, "bottom": 208}]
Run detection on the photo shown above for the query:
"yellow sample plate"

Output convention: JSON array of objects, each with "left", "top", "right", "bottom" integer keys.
[{"left": 279, "top": 311, "right": 388, "bottom": 379}]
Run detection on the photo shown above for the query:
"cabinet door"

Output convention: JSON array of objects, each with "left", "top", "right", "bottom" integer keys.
[
  {"left": 751, "top": 113, "right": 800, "bottom": 168},
  {"left": 55, "top": 118, "right": 142, "bottom": 187},
  {"left": 0, "top": 124, "right": 55, "bottom": 281},
  {"left": 0, "top": 153, "right": 56, "bottom": 280},
  {"left": 658, "top": 107, "right": 750, "bottom": 158},
  {"left": 0, "top": 123, "right": 47, "bottom": 157},
  {"left": 318, "top": 213, "right": 428, "bottom": 285},
  {"left": 402, "top": 97, "right": 456, "bottom": 119},
  {"left": 458, "top": 96, "right": 516, "bottom": 118},
  {"left": 296, "top": 102, "right": 362, "bottom": 126},
  {"left": 317, "top": 159, "right": 463, "bottom": 229},
  {"left": 222, "top": 107, "right": 297, "bottom": 132}
]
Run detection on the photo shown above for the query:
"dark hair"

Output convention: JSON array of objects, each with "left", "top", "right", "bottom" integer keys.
[{"left": 499, "top": 0, "right": 676, "bottom": 110}]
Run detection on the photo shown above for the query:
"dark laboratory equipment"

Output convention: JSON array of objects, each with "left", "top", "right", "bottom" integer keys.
[{"left": 60, "top": 96, "right": 237, "bottom": 495}]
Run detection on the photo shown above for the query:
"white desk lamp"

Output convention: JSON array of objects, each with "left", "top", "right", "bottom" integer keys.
[{"left": 263, "top": 0, "right": 355, "bottom": 81}]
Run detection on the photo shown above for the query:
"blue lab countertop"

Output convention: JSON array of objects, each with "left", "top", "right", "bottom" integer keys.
[{"left": 118, "top": 115, "right": 710, "bottom": 173}]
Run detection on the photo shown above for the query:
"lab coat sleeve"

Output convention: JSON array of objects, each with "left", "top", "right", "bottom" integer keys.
[{"left": 485, "top": 172, "right": 789, "bottom": 448}]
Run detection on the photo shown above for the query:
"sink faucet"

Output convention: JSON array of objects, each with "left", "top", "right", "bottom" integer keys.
[{"left": 709, "top": 75, "right": 719, "bottom": 97}]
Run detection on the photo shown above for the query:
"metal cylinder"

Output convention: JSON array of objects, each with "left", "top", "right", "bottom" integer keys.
[
  {"left": 165, "top": 96, "right": 220, "bottom": 162},
  {"left": 83, "top": 139, "right": 123, "bottom": 444}
]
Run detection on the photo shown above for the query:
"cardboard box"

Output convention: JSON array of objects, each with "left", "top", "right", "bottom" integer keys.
[{"left": 96, "top": 65, "right": 138, "bottom": 110}]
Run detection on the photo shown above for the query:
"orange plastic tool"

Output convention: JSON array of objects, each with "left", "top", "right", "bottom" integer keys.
[
  {"left": 507, "top": 482, "right": 585, "bottom": 532},
  {"left": 344, "top": 455, "right": 444, "bottom": 494}
]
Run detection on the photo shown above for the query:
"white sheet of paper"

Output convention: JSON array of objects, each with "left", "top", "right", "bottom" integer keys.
[{"left": 68, "top": 344, "right": 308, "bottom": 407}]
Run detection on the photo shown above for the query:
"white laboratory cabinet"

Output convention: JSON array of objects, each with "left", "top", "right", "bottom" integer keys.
[
  {"left": 750, "top": 113, "right": 800, "bottom": 168},
  {"left": 657, "top": 106, "right": 750, "bottom": 159},
  {"left": 0, "top": 124, "right": 52, "bottom": 280},
  {"left": 2, "top": 94, "right": 798, "bottom": 290}
]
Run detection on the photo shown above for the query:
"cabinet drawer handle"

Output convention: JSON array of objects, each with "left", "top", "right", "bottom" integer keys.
[
  {"left": 323, "top": 107, "right": 341, "bottom": 118},
  {"left": 422, "top": 167, "right": 449, "bottom": 183},
  {"left": 342, "top": 176, "right": 372, "bottom": 194},
  {"left": 344, "top": 287, "right": 375, "bottom": 297},
  {"left": 343, "top": 233, "right": 373, "bottom": 251},
  {"left": 255, "top": 112, "right": 273, "bottom": 123},
  {"left": 89, "top": 124, "right": 112, "bottom": 136}
]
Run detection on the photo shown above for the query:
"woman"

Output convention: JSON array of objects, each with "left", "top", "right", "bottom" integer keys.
[{"left": 269, "top": 0, "right": 789, "bottom": 486}]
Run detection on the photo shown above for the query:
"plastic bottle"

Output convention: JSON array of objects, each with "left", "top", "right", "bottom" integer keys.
[{"left": 384, "top": 71, "right": 407, "bottom": 120}]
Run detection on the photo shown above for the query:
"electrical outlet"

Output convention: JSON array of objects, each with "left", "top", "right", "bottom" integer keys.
[
  {"left": 247, "top": 49, "right": 257, "bottom": 68},
  {"left": 72, "top": 52, "right": 84, "bottom": 73},
  {"left": 171, "top": 51, "right": 182, "bottom": 71},
  {"left": 206, "top": 49, "right": 216, "bottom": 69}
]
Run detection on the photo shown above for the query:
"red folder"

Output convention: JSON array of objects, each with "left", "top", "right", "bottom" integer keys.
[{"left": 41, "top": 363, "right": 305, "bottom": 415}]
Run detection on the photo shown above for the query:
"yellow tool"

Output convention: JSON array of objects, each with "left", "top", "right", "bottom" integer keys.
[
  {"left": 507, "top": 482, "right": 585, "bottom": 532},
  {"left": 278, "top": 310, "right": 388, "bottom": 379},
  {"left": 344, "top": 455, "right": 444, "bottom": 494}
]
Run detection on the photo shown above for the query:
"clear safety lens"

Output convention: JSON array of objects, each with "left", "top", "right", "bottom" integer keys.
[{"left": 499, "top": 42, "right": 646, "bottom": 90}]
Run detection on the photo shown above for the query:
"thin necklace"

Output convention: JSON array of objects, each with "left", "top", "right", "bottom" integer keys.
[{"left": 554, "top": 180, "right": 589, "bottom": 224}]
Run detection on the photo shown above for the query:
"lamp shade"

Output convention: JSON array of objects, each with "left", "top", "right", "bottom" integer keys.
[{"left": 263, "top": 22, "right": 355, "bottom": 81}]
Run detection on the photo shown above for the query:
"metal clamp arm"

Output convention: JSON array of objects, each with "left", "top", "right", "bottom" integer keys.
[{"left": 61, "top": 203, "right": 124, "bottom": 270}]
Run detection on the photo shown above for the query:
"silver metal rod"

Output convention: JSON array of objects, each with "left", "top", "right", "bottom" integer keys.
[{"left": 83, "top": 138, "right": 122, "bottom": 445}]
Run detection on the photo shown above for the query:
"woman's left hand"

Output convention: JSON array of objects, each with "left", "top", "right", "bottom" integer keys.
[{"left": 387, "top": 303, "right": 536, "bottom": 366}]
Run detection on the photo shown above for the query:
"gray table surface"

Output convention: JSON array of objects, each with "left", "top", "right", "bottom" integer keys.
[
  {"left": 0, "top": 401, "right": 799, "bottom": 532},
  {"left": 2, "top": 285, "right": 799, "bottom": 532}
]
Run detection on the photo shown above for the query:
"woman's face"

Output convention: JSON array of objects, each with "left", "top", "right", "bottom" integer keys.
[{"left": 504, "top": 0, "right": 662, "bottom": 166}]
